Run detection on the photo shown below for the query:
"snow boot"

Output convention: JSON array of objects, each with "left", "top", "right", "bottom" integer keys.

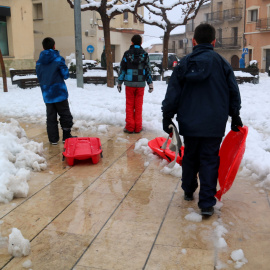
[
  {"left": 201, "top": 206, "right": 214, "bottom": 217},
  {"left": 62, "top": 129, "right": 77, "bottom": 143},
  {"left": 184, "top": 192, "right": 194, "bottom": 201}
]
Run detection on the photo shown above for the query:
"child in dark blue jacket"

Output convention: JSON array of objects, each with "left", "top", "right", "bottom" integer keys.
[
  {"left": 36, "top": 37, "right": 76, "bottom": 145},
  {"left": 162, "top": 24, "right": 243, "bottom": 216}
]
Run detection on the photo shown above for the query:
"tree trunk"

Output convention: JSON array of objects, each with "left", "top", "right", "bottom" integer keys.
[
  {"left": 102, "top": 17, "right": 114, "bottom": 88},
  {"left": 0, "top": 49, "right": 8, "bottom": 92},
  {"left": 162, "top": 30, "right": 170, "bottom": 71}
]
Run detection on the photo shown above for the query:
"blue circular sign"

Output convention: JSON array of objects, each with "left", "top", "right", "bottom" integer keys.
[{"left": 87, "top": 45, "right": 94, "bottom": 53}]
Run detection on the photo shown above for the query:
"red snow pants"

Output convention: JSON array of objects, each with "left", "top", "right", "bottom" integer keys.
[{"left": 125, "top": 86, "right": 145, "bottom": 133}]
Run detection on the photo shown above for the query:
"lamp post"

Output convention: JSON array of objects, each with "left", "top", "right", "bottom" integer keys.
[{"left": 74, "top": 0, "right": 84, "bottom": 88}]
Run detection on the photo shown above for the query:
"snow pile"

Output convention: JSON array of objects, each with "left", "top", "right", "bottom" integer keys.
[
  {"left": 160, "top": 161, "right": 182, "bottom": 178},
  {"left": 8, "top": 228, "right": 30, "bottom": 257},
  {"left": 230, "top": 249, "right": 248, "bottom": 269},
  {"left": 134, "top": 138, "right": 158, "bottom": 160},
  {"left": 213, "top": 221, "right": 228, "bottom": 249},
  {"left": 22, "top": 259, "right": 32, "bottom": 268},
  {"left": 184, "top": 208, "right": 202, "bottom": 222},
  {"left": 0, "top": 119, "right": 47, "bottom": 203},
  {"left": 234, "top": 71, "right": 254, "bottom": 78},
  {"left": 83, "top": 69, "right": 118, "bottom": 77},
  {"left": 184, "top": 211, "right": 202, "bottom": 222},
  {"left": 181, "top": 248, "right": 187, "bottom": 255},
  {"left": 13, "top": 75, "right": 37, "bottom": 81},
  {"left": 134, "top": 138, "right": 182, "bottom": 177}
]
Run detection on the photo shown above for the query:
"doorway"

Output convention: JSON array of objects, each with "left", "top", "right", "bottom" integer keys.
[
  {"left": 266, "top": 49, "right": 270, "bottom": 72},
  {"left": 231, "top": 55, "right": 239, "bottom": 68}
]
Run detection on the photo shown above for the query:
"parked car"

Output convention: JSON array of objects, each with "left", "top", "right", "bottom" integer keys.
[
  {"left": 148, "top": 53, "right": 179, "bottom": 81},
  {"left": 148, "top": 53, "right": 179, "bottom": 72}
]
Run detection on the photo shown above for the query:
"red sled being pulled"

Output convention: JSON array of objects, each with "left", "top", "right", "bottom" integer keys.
[
  {"left": 62, "top": 137, "right": 103, "bottom": 166},
  {"left": 148, "top": 126, "right": 248, "bottom": 200}
]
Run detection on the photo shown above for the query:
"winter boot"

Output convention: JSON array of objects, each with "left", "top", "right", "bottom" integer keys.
[
  {"left": 62, "top": 129, "right": 77, "bottom": 143},
  {"left": 184, "top": 192, "right": 194, "bottom": 201},
  {"left": 200, "top": 206, "right": 214, "bottom": 217}
]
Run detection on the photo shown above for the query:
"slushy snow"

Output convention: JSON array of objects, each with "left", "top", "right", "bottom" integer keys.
[
  {"left": 0, "top": 119, "right": 47, "bottom": 203},
  {"left": 8, "top": 228, "right": 30, "bottom": 257}
]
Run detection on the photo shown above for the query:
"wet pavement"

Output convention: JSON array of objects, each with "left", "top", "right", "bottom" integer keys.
[{"left": 0, "top": 119, "right": 270, "bottom": 270}]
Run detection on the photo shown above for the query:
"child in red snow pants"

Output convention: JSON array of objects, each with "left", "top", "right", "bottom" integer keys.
[{"left": 125, "top": 86, "right": 144, "bottom": 133}]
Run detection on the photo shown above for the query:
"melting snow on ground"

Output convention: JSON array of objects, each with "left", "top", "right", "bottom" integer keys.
[{"left": 0, "top": 119, "right": 47, "bottom": 203}]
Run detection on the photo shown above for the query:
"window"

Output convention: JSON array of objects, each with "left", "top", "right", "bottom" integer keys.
[
  {"left": 0, "top": 17, "right": 9, "bottom": 56},
  {"left": 249, "top": 49, "right": 253, "bottom": 63},
  {"left": 33, "top": 3, "right": 43, "bottom": 20},
  {"left": 248, "top": 9, "right": 258, "bottom": 22},
  {"left": 179, "top": 40, "right": 183, "bottom": 49},
  {"left": 251, "top": 10, "right": 258, "bottom": 22},
  {"left": 123, "top": 12, "right": 128, "bottom": 22},
  {"left": 232, "top": 27, "right": 238, "bottom": 45}
]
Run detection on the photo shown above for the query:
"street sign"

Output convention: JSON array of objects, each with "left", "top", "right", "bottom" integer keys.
[
  {"left": 87, "top": 45, "right": 94, "bottom": 54},
  {"left": 242, "top": 48, "right": 248, "bottom": 54}
]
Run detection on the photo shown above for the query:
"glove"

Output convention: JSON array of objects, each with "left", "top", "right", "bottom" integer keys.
[
  {"left": 117, "top": 84, "right": 122, "bottom": 93},
  {"left": 231, "top": 115, "right": 243, "bottom": 132},
  {"left": 148, "top": 83, "right": 153, "bottom": 93},
  {"left": 163, "top": 118, "right": 176, "bottom": 134}
]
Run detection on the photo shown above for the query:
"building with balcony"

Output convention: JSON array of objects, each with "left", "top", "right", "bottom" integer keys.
[
  {"left": 168, "top": 0, "right": 244, "bottom": 67},
  {"left": 32, "top": 0, "right": 144, "bottom": 63},
  {"left": 245, "top": 0, "right": 270, "bottom": 71},
  {"left": 0, "top": 0, "right": 35, "bottom": 76},
  {"left": 167, "top": 2, "right": 211, "bottom": 58},
  {"left": 168, "top": 27, "right": 186, "bottom": 57},
  {"left": 205, "top": 0, "right": 245, "bottom": 68}
]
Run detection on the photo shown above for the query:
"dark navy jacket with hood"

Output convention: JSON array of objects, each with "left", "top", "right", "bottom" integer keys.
[
  {"left": 36, "top": 49, "right": 69, "bottom": 104},
  {"left": 162, "top": 44, "right": 241, "bottom": 137}
]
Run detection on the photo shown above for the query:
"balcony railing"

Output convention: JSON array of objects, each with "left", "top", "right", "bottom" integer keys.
[
  {"left": 256, "top": 18, "right": 270, "bottom": 30},
  {"left": 223, "top": 8, "right": 242, "bottom": 21},
  {"left": 215, "top": 37, "right": 242, "bottom": 49},
  {"left": 205, "top": 11, "right": 223, "bottom": 23}
]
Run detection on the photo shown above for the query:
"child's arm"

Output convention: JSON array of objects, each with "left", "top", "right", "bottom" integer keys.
[
  {"left": 59, "top": 57, "right": 69, "bottom": 80},
  {"left": 145, "top": 55, "right": 153, "bottom": 85},
  {"left": 226, "top": 66, "right": 242, "bottom": 116},
  {"left": 118, "top": 54, "right": 127, "bottom": 85},
  {"left": 162, "top": 65, "right": 182, "bottom": 119}
]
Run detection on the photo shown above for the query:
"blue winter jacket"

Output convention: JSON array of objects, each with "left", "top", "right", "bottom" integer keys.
[
  {"left": 162, "top": 44, "right": 241, "bottom": 137},
  {"left": 36, "top": 49, "right": 69, "bottom": 104}
]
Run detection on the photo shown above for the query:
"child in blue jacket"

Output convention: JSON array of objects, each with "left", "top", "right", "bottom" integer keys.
[
  {"left": 36, "top": 37, "right": 76, "bottom": 144},
  {"left": 162, "top": 24, "right": 243, "bottom": 216}
]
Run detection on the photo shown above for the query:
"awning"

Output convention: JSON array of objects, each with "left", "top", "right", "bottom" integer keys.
[{"left": 0, "top": 6, "right": 11, "bottom": 17}]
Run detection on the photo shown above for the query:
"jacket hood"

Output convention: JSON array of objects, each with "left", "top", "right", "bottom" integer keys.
[
  {"left": 38, "top": 49, "right": 59, "bottom": 65},
  {"left": 183, "top": 44, "right": 214, "bottom": 82},
  {"left": 127, "top": 45, "right": 146, "bottom": 65}
]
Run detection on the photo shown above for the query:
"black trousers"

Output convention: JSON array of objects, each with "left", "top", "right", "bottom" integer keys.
[
  {"left": 181, "top": 136, "right": 222, "bottom": 209},
  {"left": 45, "top": 99, "right": 73, "bottom": 143}
]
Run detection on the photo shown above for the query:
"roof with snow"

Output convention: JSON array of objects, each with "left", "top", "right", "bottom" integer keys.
[{"left": 142, "top": 38, "right": 163, "bottom": 49}]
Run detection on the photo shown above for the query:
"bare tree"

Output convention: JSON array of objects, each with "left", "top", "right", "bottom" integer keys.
[
  {"left": 134, "top": 0, "right": 207, "bottom": 70},
  {"left": 0, "top": 49, "right": 8, "bottom": 93},
  {"left": 67, "top": 0, "right": 143, "bottom": 88}
]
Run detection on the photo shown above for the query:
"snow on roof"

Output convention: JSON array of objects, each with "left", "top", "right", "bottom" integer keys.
[{"left": 142, "top": 38, "right": 163, "bottom": 49}]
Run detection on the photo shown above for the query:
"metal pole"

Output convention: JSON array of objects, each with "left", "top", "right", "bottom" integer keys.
[{"left": 74, "top": 0, "right": 84, "bottom": 88}]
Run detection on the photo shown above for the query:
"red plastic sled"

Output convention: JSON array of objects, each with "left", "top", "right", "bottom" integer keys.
[
  {"left": 148, "top": 126, "right": 248, "bottom": 200},
  {"left": 148, "top": 137, "right": 184, "bottom": 165},
  {"left": 62, "top": 137, "right": 102, "bottom": 166},
  {"left": 215, "top": 126, "right": 248, "bottom": 200}
]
